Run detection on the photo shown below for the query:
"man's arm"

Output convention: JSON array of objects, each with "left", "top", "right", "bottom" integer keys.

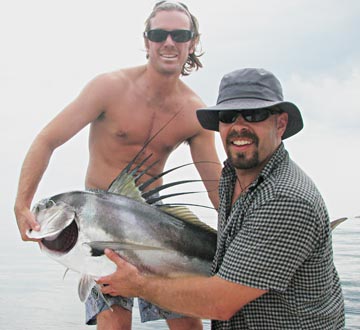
[
  {"left": 189, "top": 128, "right": 222, "bottom": 209},
  {"left": 98, "top": 250, "right": 267, "bottom": 320},
  {"left": 14, "top": 74, "right": 114, "bottom": 240}
]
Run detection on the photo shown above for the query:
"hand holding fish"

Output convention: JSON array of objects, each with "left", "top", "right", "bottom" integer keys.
[
  {"left": 97, "top": 249, "right": 145, "bottom": 298},
  {"left": 14, "top": 204, "right": 40, "bottom": 242}
]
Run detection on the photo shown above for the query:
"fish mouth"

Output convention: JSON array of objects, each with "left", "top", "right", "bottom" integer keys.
[{"left": 41, "top": 219, "right": 78, "bottom": 253}]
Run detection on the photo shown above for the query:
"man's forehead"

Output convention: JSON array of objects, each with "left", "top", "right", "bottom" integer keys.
[{"left": 150, "top": 10, "right": 191, "bottom": 29}]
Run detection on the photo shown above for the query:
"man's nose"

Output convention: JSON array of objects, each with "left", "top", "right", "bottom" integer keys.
[
  {"left": 233, "top": 113, "right": 248, "bottom": 126},
  {"left": 164, "top": 34, "right": 176, "bottom": 44}
]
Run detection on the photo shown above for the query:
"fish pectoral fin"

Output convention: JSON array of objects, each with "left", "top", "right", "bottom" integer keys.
[
  {"left": 78, "top": 275, "right": 114, "bottom": 312},
  {"left": 78, "top": 274, "right": 97, "bottom": 302},
  {"left": 83, "top": 241, "right": 165, "bottom": 256}
]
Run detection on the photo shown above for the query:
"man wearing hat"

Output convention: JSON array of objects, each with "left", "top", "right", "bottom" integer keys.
[{"left": 97, "top": 68, "right": 345, "bottom": 329}]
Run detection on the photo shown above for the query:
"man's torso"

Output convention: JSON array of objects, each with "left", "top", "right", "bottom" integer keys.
[
  {"left": 212, "top": 145, "right": 345, "bottom": 329},
  {"left": 85, "top": 66, "right": 205, "bottom": 191}
]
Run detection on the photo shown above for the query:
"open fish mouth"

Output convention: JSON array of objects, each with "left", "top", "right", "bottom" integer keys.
[{"left": 42, "top": 220, "right": 78, "bottom": 253}]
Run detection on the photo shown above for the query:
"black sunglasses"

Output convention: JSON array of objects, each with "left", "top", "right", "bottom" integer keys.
[
  {"left": 144, "top": 29, "right": 194, "bottom": 43},
  {"left": 218, "top": 108, "right": 282, "bottom": 124}
]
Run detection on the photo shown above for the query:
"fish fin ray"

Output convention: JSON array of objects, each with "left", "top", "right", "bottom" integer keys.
[
  {"left": 107, "top": 172, "right": 145, "bottom": 202},
  {"left": 78, "top": 274, "right": 97, "bottom": 302},
  {"left": 138, "top": 162, "right": 196, "bottom": 191},
  {"left": 157, "top": 205, "right": 217, "bottom": 234},
  {"left": 142, "top": 180, "right": 204, "bottom": 201},
  {"left": 146, "top": 191, "right": 207, "bottom": 204},
  {"left": 161, "top": 202, "right": 215, "bottom": 211},
  {"left": 135, "top": 159, "right": 161, "bottom": 185},
  {"left": 78, "top": 275, "right": 114, "bottom": 311},
  {"left": 95, "top": 285, "right": 114, "bottom": 312},
  {"left": 138, "top": 161, "right": 218, "bottom": 192}
]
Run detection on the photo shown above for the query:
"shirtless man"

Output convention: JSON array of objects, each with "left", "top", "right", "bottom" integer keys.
[{"left": 14, "top": 2, "right": 221, "bottom": 330}]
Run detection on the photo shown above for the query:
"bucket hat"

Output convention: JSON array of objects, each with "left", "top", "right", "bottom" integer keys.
[{"left": 196, "top": 68, "right": 303, "bottom": 139}]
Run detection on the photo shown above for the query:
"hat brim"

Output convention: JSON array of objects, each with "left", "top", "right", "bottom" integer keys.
[{"left": 196, "top": 98, "right": 303, "bottom": 139}]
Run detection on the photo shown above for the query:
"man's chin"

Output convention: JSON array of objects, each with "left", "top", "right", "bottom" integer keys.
[
  {"left": 229, "top": 154, "right": 259, "bottom": 170},
  {"left": 158, "top": 65, "right": 181, "bottom": 76}
]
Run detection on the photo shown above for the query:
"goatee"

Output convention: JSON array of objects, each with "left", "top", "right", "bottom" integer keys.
[{"left": 226, "top": 130, "right": 259, "bottom": 169}]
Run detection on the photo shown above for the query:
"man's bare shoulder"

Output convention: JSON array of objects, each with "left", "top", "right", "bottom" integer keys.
[
  {"left": 88, "top": 65, "right": 146, "bottom": 94},
  {"left": 178, "top": 80, "right": 206, "bottom": 109}
]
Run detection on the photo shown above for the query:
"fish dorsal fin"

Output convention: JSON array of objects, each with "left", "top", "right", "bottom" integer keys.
[
  {"left": 108, "top": 171, "right": 145, "bottom": 202},
  {"left": 107, "top": 113, "right": 180, "bottom": 201},
  {"left": 158, "top": 205, "right": 217, "bottom": 234},
  {"left": 107, "top": 154, "right": 150, "bottom": 202}
]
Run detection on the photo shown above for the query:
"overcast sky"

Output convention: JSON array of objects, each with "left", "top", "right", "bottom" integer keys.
[{"left": 1, "top": 0, "right": 359, "bottom": 239}]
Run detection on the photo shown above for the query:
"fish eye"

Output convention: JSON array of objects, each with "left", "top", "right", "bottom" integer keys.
[
  {"left": 34, "top": 204, "right": 43, "bottom": 213},
  {"left": 46, "top": 200, "right": 56, "bottom": 208},
  {"left": 33, "top": 199, "right": 54, "bottom": 213}
]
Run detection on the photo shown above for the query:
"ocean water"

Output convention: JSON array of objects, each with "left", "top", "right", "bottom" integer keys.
[{"left": 1, "top": 217, "right": 358, "bottom": 330}]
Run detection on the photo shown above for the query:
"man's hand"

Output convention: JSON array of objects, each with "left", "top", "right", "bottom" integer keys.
[
  {"left": 14, "top": 205, "right": 40, "bottom": 242},
  {"left": 97, "top": 249, "right": 144, "bottom": 297}
]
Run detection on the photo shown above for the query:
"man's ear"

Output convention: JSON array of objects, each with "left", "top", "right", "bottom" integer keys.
[
  {"left": 278, "top": 112, "right": 288, "bottom": 138},
  {"left": 144, "top": 37, "right": 150, "bottom": 55},
  {"left": 189, "top": 36, "right": 199, "bottom": 54}
]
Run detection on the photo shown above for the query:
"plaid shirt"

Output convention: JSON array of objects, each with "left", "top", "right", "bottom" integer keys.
[{"left": 212, "top": 143, "right": 344, "bottom": 330}]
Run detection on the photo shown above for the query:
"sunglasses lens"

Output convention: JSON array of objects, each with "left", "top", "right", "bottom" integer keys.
[
  {"left": 146, "top": 29, "right": 193, "bottom": 43},
  {"left": 218, "top": 111, "right": 238, "bottom": 123},
  {"left": 171, "top": 30, "right": 193, "bottom": 42},
  {"left": 219, "top": 109, "right": 272, "bottom": 124},
  {"left": 242, "top": 109, "right": 270, "bottom": 122},
  {"left": 146, "top": 30, "right": 168, "bottom": 42}
]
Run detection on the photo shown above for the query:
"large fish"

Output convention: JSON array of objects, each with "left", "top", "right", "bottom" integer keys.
[
  {"left": 27, "top": 159, "right": 348, "bottom": 305},
  {"left": 27, "top": 152, "right": 217, "bottom": 302},
  {"left": 26, "top": 112, "right": 349, "bottom": 303}
]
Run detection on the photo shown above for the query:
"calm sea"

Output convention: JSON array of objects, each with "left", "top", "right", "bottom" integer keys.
[{"left": 1, "top": 218, "right": 359, "bottom": 329}]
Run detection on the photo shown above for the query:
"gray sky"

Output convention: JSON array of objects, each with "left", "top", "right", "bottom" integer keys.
[{"left": 1, "top": 0, "right": 360, "bottom": 238}]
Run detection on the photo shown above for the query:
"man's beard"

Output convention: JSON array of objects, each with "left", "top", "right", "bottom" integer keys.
[
  {"left": 228, "top": 150, "right": 260, "bottom": 169},
  {"left": 226, "top": 130, "right": 260, "bottom": 170}
]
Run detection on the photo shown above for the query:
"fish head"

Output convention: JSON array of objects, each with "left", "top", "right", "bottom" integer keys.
[{"left": 27, "top": 199, "right": 79, "bottom": 255}]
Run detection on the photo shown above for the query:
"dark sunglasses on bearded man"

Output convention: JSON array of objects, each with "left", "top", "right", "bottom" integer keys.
[{"left": 218, "top": 108, "right": 282, "bottom": 124}]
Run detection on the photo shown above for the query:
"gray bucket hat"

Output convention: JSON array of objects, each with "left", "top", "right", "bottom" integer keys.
[{"left": 196, "top": 68, "right": 303, "bottom": 139}]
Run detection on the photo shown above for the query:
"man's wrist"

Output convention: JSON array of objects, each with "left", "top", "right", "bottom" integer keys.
[{"left": 137, "top": 273, "right": 149, "bottom": 299}]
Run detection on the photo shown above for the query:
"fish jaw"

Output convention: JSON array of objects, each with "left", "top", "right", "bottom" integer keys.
[
  {"left": 28, "top": 200, "right": 75, "bottom": 238},
  {"left": 27, "top": 200, "right": 78, "bottom": 255}
]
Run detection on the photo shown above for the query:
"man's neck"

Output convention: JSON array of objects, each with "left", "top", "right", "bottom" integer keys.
[
  {"left": 144, "top": 64, "right": 182, "bottom": 94},
  {"left": 236, "top": 171, "right": 257, "bottom": 191}
]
